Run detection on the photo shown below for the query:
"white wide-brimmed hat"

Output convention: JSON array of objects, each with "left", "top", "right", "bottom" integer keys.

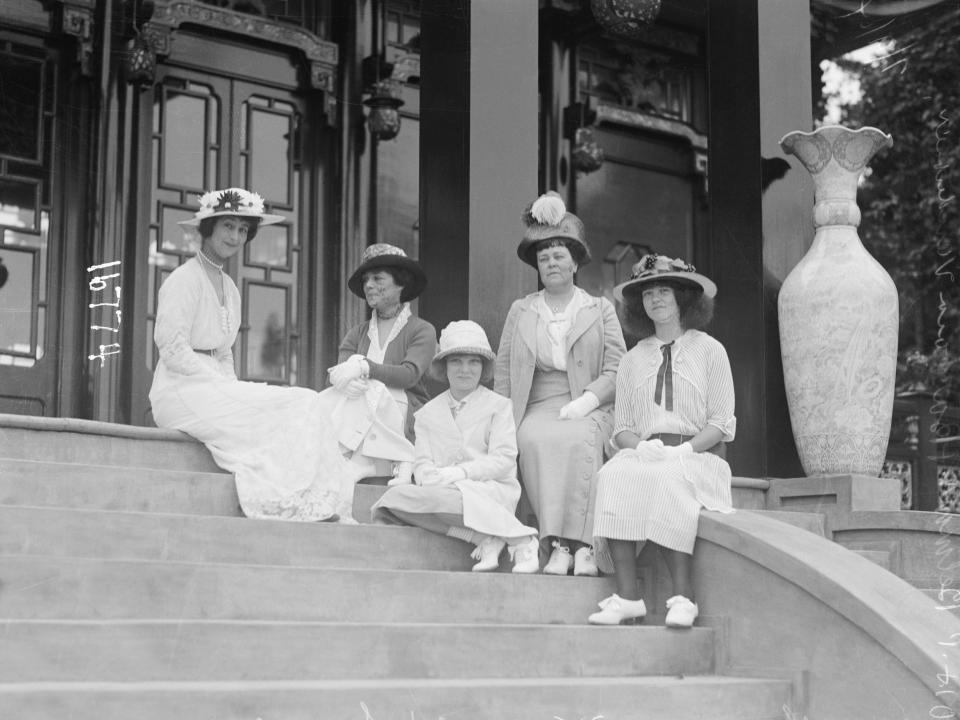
[
  {"left": 430, "top": 320, "right": 496, "bottom": 383},
  {"left": 613, "top": 254, "right": 717, "bottom": 303},
  {"left": 178, "top": 188, "right": 285, "bottom": 227}
]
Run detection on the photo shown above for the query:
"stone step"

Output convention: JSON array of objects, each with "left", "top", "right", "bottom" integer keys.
[
  {"left": 0, "top": 504, "right": 484, "bottom": 571},
  {"left": 0, "top": 415, "right": 219, "bottom": 473},
  {"left": 0, "top": 619, "right": 714, "bottom": 682},
  {"left": 0, "top": 676, "right": 792, "bottom": 720},
  {"left": 0, "top": 459, "right": 239, "bottom": 516},
  {"left": 0, "top": 556, "right": 621, "bottom": 625}
]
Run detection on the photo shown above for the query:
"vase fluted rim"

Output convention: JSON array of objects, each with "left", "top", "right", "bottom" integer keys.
[{"left": 779, "top": 125, "right": 892, "bottom": 146}]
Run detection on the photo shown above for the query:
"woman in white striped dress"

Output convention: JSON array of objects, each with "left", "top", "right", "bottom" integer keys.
[{"left": 588, "top": 255, "right": 735, "bottom": 628}]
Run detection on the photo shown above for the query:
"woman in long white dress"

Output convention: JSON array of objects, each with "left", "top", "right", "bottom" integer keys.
[
  {"left": 149, "top": 187, "right": 350, "bottom": 522},
  {"left": 588, "top": 255, "right": 736, "bottom": 628},
  {"left": 373, "top": 321, "right": 539, "bottom": 573}
]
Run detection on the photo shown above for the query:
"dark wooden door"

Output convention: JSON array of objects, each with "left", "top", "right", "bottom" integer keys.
[
  {"left": 130, "top": 41, "right": 319, "bottom": 425},
  {"left": 0, "top": 37, "right": 62, "bottom": 416}
]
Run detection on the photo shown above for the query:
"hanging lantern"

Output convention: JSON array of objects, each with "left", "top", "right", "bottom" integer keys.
[
  {"left": 571, "top": 127, "right": 605, "bottom": 174},
  {"left": 590, "top": 0, "right": 662, "bottom": 39},
  {"left": 364, "top": 80, "right": 405, "bottom": 141},
  {"left": 122, "top": 33, "right": 156, "bottom": 85}
]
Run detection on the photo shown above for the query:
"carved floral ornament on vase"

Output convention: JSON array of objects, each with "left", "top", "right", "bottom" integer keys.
[{"left": 777, "top": 125, "right": 898, "bottom": 477}]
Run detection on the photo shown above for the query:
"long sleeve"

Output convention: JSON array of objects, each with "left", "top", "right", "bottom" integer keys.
[
  {"left": 613, "top": 351, "right": 639, "bottom": 436},
  {"left": 154, "top": 269, "right": 213, "bottom": 377},
  {"left": 493, "top": 300, "right": 521, "bottom": 398},
  {"left": 457, "top": 399, "right": 518, "bottom": 482},
  {"left": 366, "top": 319, "right": 436, "bottom": 389},
  {"left": 215, "top": 346, "right": 237, "bottom": 379},
  {"left": 583, "top": 297, "right": 627, "bottom": 405},
  {"left": 705, "top": 340, "right": 737, "bottom": 441},
  {"left": 337, "top": 324, "right": 362, "bottom": 364}
]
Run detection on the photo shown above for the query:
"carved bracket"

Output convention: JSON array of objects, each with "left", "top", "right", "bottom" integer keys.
[
  {"left": 142, "top": 0, "right": 339, "bottom": 93},
  {"left": 56, "top": 0, "right": 97, "bottom": 77}
]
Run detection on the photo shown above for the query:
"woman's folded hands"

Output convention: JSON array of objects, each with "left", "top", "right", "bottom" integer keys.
[
  {"left": 328, "top": 354, "right": 366, "bottom": 389},
  {"left": 628, "top": 439, "right": 694, "bottom": 462},
  {"left": 417, "top": 466, "right": 467, "bottom": 487}
]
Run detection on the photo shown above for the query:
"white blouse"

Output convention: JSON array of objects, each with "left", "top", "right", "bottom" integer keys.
[
  {"left": 153, "top": 256, "right": 240, "bottom": 378},
  {"left": 613, "top": 329, "right": 736, "bottom": 441},
  {"left": 533, "top": 287, "right": 587, "bottom": 371}
]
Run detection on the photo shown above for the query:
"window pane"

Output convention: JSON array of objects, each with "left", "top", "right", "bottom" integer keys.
[
  {"left": 160, "top": 206, "right": 200, "bottom": 255},
  {"left": 0, "top": 246, "right": 36, "bottom": 357},
  {"left": 246, "top": 222, "right": 289, "bottom": 269},
  {"left": 245, "top": 283, "right": 288, "bottom": 382},
  {"left": 249, "top": 108, "right": 291, "bottom": 205},
  {"left": 0, "top": 179, "right": 39, "bottom": 231},
  {"left": 0, "top": 52, "right": 42, "bottom": 162},
  {"left": 163, "top": 91, "right": 207, "bottom": 189}
]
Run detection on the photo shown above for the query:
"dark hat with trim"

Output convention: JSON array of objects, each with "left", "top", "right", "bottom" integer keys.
[
  {"left": 347, "top": 243, "right": 428, "bottom": 303},
  {"left": 517, "top": 191, "right": 591, "bottom": 268},
  {"left": 178, "top": 188, "right": 284, "bottom": 227},
  {"left": 613, "top": 254, "right": 716, "bottom": 303}
]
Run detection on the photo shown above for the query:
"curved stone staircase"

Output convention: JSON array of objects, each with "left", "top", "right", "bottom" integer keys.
[{"left": 0, "top": 413, "right": 956, "bottom": 719}]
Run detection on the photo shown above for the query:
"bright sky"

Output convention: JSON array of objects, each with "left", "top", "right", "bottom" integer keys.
[{"left": 820, "top": 41, "right": 892, "bottom": 124}]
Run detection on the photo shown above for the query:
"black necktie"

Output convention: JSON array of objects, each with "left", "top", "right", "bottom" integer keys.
[{"left": 654, "top": 342, "right": 674, "bottom": 412}]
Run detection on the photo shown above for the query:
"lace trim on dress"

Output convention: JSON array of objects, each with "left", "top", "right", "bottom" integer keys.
[{"left": 241, "top": 482, "right": 339, "bottom": 522}]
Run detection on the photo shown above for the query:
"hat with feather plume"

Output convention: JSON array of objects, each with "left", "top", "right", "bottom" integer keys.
[{"left": 517, "top": 191, "right": 590, "bottom": 268}]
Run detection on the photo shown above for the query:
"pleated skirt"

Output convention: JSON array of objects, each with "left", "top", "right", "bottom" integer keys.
[{"left": 592, "top": 448, "right": 733, "bottom": 560}]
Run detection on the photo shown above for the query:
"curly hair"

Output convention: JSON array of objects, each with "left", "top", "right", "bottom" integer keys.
[
  {"left": 532, "top": 238, "right": 588, "bottom": 266},
  {"left": 622, "top": 279, "right": 714, "bottom": 339},
  {"left": 198, "top": 216, "right": 261, "bottom": 243}
]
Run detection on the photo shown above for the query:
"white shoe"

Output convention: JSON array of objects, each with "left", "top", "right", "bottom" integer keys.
[
  {"left": 665, "top": 595, "right": 699, "bottom": 628},
  {"left": 543, "top": 541, "right": 573, "bottom": 575},
  {"left": 509, "top": 536, "right": 540, "bottom": 574},
  {"left": 573, "top": 546, "right": 598, "bottom": 576},
  {"left": 470, "top": 536, "right": 505, "bottom": 572},
  {"left": 588, "top": 594, "right": 647, "bottom": 625}
]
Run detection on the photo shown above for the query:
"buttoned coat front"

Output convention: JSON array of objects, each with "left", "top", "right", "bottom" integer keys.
[
  {"left": 494, "top": 292, "right": 624, "bottom": 425},
  {"left": 413, "top": 387, "right": 527, "bottom": 536}
]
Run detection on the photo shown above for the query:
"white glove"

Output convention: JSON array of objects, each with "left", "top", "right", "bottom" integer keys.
[
  {"left": 417, "top": 468, "right": 462, "bottom": 487},
  {"left": 559, "top": 391, "right": 600, "bottom": 420},
  {"left": 634, "top": 439, "right": 668, "bottom": 463},
  {"left": 661, "top": 442, "right": 694, "bottom": 459},
  {"left": 328, "top": 355, "right": 365, "bottom": 388},
  {"left": 342, "top": 378, "right": 368, "bottom": 398},
  {"left": 434, "top": 466, "right": 467, "bottom": 484}
]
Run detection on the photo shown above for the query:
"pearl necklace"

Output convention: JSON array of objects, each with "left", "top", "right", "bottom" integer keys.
[{"left": 197, "top": 250, "right": 224, "bottom": 272}]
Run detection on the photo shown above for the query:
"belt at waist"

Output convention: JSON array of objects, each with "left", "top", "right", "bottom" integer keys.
[
  {"left": 649, "top": 432, "right": 726, "bottom": 460},
  {"left": 193, "top": 348, "right": 217, "bottom": 357}
]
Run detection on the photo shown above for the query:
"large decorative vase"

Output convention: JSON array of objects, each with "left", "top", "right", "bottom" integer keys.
[{"left": 778, "top": 125, "right": 898, "bottom": 477}]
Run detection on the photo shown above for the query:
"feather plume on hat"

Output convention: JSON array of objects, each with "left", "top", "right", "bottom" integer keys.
[
  {"left": 517, "top": 191, "right": 590, "bottom": 267},
  {"left": 525, "top": 191, "right": 567, "bottom": 227}
]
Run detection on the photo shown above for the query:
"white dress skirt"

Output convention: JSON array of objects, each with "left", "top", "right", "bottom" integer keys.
[
  {"left": 592, "top": 330, "right": 737, "bottom": 563},
  {"left": 149, "top": 257, "right": 350, "bottom": 522}
]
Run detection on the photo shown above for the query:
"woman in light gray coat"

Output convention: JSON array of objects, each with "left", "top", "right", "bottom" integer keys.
[{"left": 494, "top": 192, "right": 626, "bottom": 576}]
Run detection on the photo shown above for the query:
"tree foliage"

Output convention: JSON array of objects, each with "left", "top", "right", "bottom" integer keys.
[{"left": 836, "top": 8, "right": 960, "bottom": 402}]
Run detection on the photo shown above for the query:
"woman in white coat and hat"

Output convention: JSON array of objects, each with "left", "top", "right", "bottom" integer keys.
[
  {"left": 149, "top": 188, "right": 349, "bottom": 522},
  {"left": 372, "top": 321, "right": 540, "bottom": 573}
]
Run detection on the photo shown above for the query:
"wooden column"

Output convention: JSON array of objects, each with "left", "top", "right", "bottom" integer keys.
[
  {"left": 419, "top": 0, "right": 538, "bottom": 343},
  {"left": 707, "top": 0, "right": 813, "bottom": 478},
  {"left": 467, "top": 0, "right": 539, "bottom": 343}
]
